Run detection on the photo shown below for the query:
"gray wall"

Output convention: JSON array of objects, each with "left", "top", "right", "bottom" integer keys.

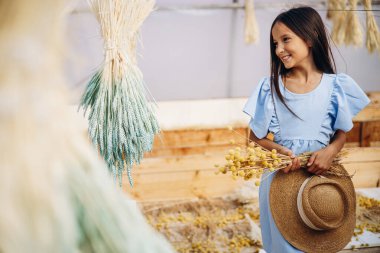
[{"left": 66, "top": 0, "right": 380, "bottom": 102}]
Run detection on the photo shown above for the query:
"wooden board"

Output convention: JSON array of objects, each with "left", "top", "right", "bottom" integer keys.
[
  {"left": 145, "top": 127, "right": 248, "bottom": 157},
  {"left": 340, "top": 248, "right": 380, "bottom": 253},
  {"left": 354, "top": 91, "right": 380, "bottom": 122}
]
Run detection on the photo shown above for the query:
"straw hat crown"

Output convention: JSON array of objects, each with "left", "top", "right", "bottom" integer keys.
[{"left": 299, "top": 176, "right": 347, "bottom": 231}]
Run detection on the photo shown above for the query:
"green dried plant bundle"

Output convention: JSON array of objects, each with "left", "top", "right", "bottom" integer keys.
[
  {"left": 215, "top": 142, "right": 348, "bottom": 185},
  {"left": 80, "top": 0, "right": 157, "bottom": 187}
]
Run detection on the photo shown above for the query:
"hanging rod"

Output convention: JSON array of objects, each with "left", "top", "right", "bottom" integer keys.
[
  {"left": 71, "top": 1, "right": 380, "bottom": 14},
  {"left": 156, "top": 1, "right": 380, "bottom": 11}
]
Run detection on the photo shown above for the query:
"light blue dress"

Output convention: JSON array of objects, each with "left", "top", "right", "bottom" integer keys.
[{"left": 243, "top": 73, "right": 370, "bottom": 253}]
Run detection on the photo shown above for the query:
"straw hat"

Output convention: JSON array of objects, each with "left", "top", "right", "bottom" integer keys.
[{"left": 270, "top": 167, "right": 356, "bottom": 253}]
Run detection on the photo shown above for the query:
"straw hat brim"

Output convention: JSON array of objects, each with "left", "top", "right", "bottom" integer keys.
[{"left": 269, "top": 168, "right": 356, "bottom": 253}]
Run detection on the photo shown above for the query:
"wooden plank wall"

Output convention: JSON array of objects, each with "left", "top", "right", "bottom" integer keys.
[
  {"left": 145, "top": 127, "right": 248, "bottom": 157},
  {"left": 125, "top": 127, "right": 249, "bottom": 201},
  {"left": 125, "top": 146, "right": 380, "bottom": 201}
]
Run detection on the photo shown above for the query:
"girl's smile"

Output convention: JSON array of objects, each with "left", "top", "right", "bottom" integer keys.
[
  {"left": 272, "top": 22, "right": 313, "bottom": 70},
  {"left": 281, "top": 55, "right": 291, "bottom": 62}
]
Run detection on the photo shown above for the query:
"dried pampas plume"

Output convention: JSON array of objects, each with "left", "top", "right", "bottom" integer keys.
[
  {"left": 344, "top": 0, "right": 363, "bottom": 46},
  {"left": 331, "top": 0, "right": 348, "bottom": 45},
  {"left": 327, "top": 0, "right": 340, "bottom": 20},
  {"left": 363, "top": 0, "right": 380, "bottom": 54},
  {"left": 244, "top": 0, "right": 259, "bottom": 44}
]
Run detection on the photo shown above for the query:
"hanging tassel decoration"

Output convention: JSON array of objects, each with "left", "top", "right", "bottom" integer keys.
[
  {"left": 331, "top": 0, "right": 348, "bottom": 45},
  {"left": 80, "top": 0, "right": 158, "bottom": 187},
  {"left": 344, "top": 0, "right": 363, "bottom": 46},
  {"left": 363, "top": 0, "right": 380, "bottom": 54},
  {"left": 244, "top": 0, "right": 259, "bottom": 44}
]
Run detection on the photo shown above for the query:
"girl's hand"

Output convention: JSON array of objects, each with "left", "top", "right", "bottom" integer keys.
[
  {"left": 307, "top": 146, "right": 337, "bottom": 175},
  {"left": 279, "top": 147, "right": 301, "bottom": 174}
]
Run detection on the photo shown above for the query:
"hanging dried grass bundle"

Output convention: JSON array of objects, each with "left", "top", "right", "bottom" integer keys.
[
  {"left": 344, "top": 0, "right": 363, "bottom": 46},
  {"left": 80, "top": 0, "right": 158, "bottom": 186},
  {"left": 331, "top": 0, "right": 348, "bottom": 45},
  {"left": 215, "top": 142, "right": 349, "bottom": 185},
  {"left": 244, "top": 0, "right": 259, "bottom": 44},
  {"left": 0, "top": 0, "right": 175, "bottom": 252},
  {"left": 363, "top": 0, "right": 380, "bottom": 53},
  {"left": 327, "top": 0, "right": 340, "bottom": 20}
]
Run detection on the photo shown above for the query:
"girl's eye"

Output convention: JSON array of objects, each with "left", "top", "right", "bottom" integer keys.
[
  {"left": 283, "top": 37, "right": 290, "bottom": 42},
  {"left": 273, "top": 42, "right": 278, "bottom": 47}
]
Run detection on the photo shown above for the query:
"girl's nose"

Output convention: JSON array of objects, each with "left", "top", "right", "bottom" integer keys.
[{"left": 276, "top": 45, "right": 284, "bottom": 55}]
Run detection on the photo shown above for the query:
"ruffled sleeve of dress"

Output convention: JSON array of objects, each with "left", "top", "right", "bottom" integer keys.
[
  {"left": 331, "top": 73, "right": 371, "bottom": 132},
  {"left": 243, "top": 77, "right": 275, "bottom": 138}
]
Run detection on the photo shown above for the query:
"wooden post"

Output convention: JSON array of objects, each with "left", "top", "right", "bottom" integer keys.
[{"left": 360, "top": 122, "right": 369, "bottom": 147}]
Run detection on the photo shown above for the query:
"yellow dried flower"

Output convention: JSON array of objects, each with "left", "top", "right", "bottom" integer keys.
[{"left": 215, "top": 141, "right": 345, "bottom": 182}]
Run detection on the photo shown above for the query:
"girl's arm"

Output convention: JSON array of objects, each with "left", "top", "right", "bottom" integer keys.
[
  {"left": 307, "top": 130, "right": 346, "bottom": 175},
  {"left": 249, "top": 130, "right": 301, "bottom": 173}
]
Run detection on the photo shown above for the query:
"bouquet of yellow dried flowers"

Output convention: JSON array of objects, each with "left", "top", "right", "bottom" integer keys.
[{"left": 215, "top": 141, "right": 348, "bottom": 185}]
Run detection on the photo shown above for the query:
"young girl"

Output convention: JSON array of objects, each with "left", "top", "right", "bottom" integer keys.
[{"left": 243, "top": 6, "right": 370, "bottom": 253}]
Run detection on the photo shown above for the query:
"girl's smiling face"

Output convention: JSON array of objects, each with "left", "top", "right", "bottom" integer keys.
[{"left": 271, "top": 22, "right": 313, "bottom": 70}]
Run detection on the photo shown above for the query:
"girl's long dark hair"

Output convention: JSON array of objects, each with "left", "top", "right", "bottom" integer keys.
[{"left": 270, "top": 6, "right": 336, "bottom": 117}]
